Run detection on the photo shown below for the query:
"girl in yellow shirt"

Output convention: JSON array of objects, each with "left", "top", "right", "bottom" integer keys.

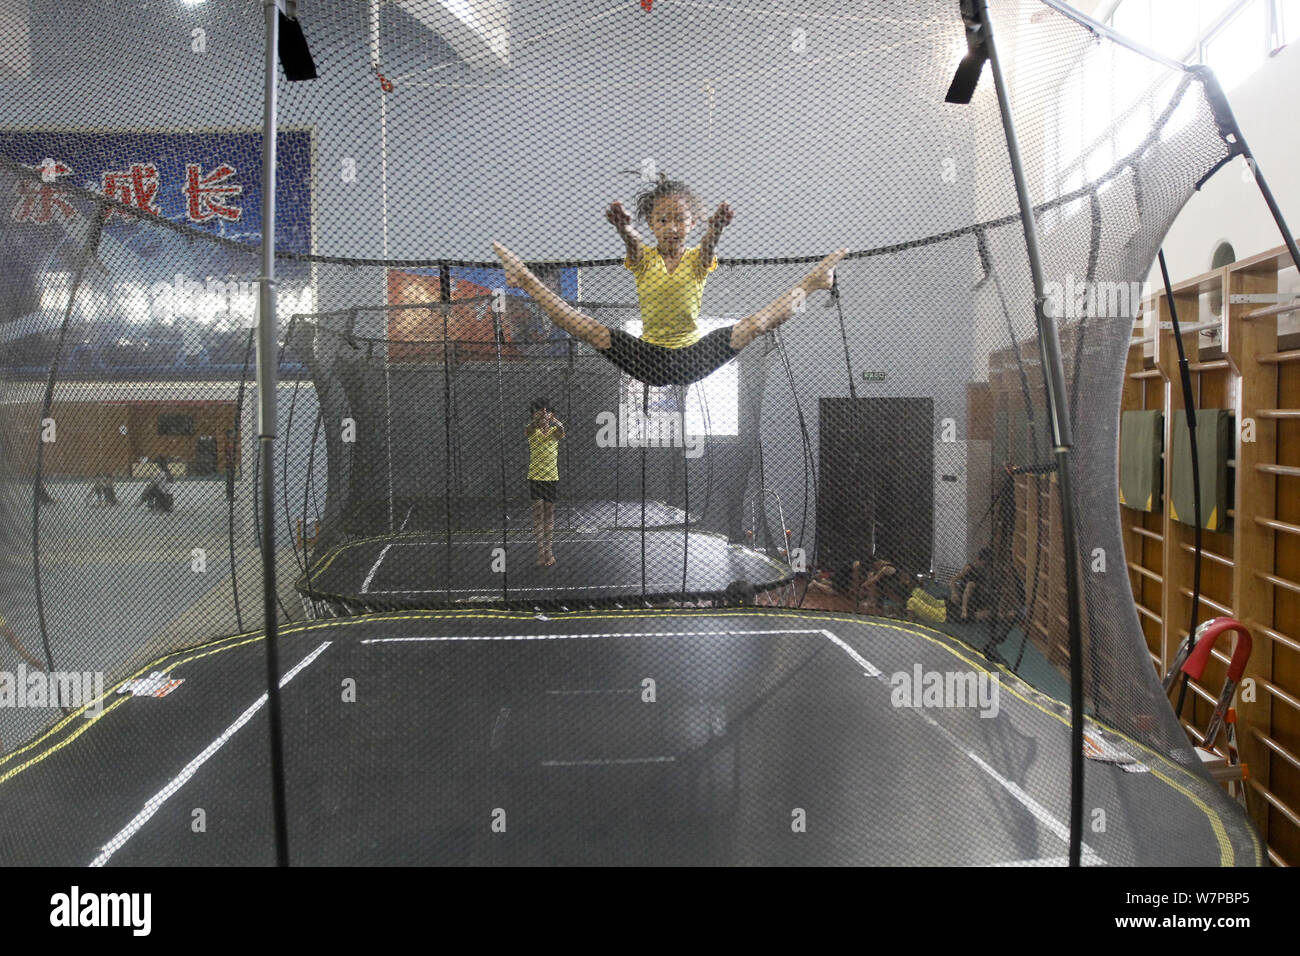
[
  {"left": 525, "top": 398, "right": 564, "bottom": 566},
  {"left": 493, "top": 173, "right": 846, "bottom": 387}
]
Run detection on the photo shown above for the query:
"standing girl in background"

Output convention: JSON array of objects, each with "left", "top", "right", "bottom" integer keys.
[{"left": 526, "top": 398, "right": 564, "bottom": 567}]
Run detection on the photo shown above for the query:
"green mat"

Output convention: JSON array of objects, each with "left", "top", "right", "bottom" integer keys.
[
  {"left": 1170, "top": 408, "right": 1232, "bottom": 531},
  {"left": 1119, "top": 409, "right": 1162, "bottom": 512}
]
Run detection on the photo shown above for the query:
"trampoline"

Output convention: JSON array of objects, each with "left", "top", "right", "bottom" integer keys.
[
  {"left": 1, "top": 0, "right": 1289, "bottom": 867},
  {"left": 0, "top": 610, "right": 1260, "bottom": 866},
  {"left": 326, "top": 498, "right": 697, "bottom": 537},
  {"left": 298, "top": 528, "right": 791, "bottom": 612}
]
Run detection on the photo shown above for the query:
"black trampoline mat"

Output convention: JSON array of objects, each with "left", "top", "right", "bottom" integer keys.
[
  {"left": 301, "top": 529, "right": 789, "bottom": 608},
  {"left": 0, "top": 611, "right": 1261, "bottom": 866},
  {"left": 339, "top": 499, "right": 696, "bottom": 536}
]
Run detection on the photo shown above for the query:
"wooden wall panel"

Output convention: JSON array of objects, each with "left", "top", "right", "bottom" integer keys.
[{"left": 1272, "top": 355, "right": 1300, "bottom": 864}]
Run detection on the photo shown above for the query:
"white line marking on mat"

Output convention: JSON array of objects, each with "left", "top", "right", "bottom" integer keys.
[
  {"left": 542, "top": 756, "right": 676, "bottom": 767},
  {"left": 815, "top": 626, "right": 1106, "bottom": 865},
  {"left": 89, "top": 640, "right": 332, "bottom": 868},
  {"left": 382, "top": 536, "right": 703, "bottom": 547},
  {"left": 360, "top": 629, "right": 826, "bottom": 644},
  {"left": 368, "top": 583, "right": 652, "bottom": 595},
  {"left": 990, "top": 855, "right": 1106, "bottom": 866},
  {"left": 546, "top": 688, "right": 638, "bottom": 695},
  {"left": 360, "top": 544, "right": 394, "bottom": 593},
  {"left": 817, "top": 629, "right": 881, "bottom": 677}
]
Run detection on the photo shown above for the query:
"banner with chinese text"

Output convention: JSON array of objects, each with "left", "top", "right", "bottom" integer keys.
[{"left": 0, "top": 127, "right": 313, "bottom": 378}]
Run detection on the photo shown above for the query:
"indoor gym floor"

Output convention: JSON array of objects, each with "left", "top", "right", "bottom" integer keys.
[{"left": 0, "top": 609, "right": 1261, "bottom": 866}]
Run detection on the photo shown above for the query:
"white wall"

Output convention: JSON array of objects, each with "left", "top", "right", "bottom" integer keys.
[{"left": 1146, "top": 40, "right": 1300, "bottom": 298}]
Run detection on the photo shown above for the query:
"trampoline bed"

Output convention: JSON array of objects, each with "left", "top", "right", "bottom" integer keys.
[
  {"left": 0, "top": 610, "right": 1262, "bottom": 866},
  {"left": 298, "top": 529, "right": 791, "bottom": 611},
  {"left": 335, "top": 499, "right": 698, "bottom": 537}
]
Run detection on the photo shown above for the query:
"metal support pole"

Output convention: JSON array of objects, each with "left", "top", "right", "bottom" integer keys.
[
  {"left": 975, "top": 0, "right": 1088, "bottom": 867},
  {"left": 259, "top": 0, "right": 290, "bottom": 868}
]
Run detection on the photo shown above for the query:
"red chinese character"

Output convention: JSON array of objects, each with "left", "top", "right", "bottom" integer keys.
[
  {"left": 102, "top": 163, "right": 161, "bottom": 219},
  {"left": 641, "top": 0, "right": 653, "bottom": 9},
  {"left": 182, "top": 162, "right": 243, "bottom": 223},
  {"left": 13, "top": 159, "right": 75, "bottom": 224}
]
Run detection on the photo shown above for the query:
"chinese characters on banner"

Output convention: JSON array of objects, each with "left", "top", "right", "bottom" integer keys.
[
  {"left": 181, "top": 163, "right": 242, "bottom": 223},
  {"left": 0, "top": 129, "right": 312, "bottom": 378},
  {"left": 102, "top": 163, "right": 160, "bottom": 219},
  {"left": 11, "top": 157, "right": 243, "bottom": 225},
  {"left": 12, "top": 159, "right": 74, "bottom": 223}
]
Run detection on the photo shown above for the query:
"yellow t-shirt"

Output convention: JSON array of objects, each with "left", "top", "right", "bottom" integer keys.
[
  {"left": 623, "top": 241, "right": 717, "bottom": 348},
  {"left": 527, "top": 425, "right": 561, "bottom": 480}
]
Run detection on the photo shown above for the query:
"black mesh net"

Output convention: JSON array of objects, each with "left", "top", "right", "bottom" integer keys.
[{"left": 0, "top": 0, "right": 1264, "bottom": 865}]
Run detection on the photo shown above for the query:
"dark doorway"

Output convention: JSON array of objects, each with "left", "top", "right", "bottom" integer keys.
[
  {"left": 195, "top": 435, "right": 218, "bottom": 475},
  {"left": 817, "top": 397, "right": 933, "bottom": 576}
]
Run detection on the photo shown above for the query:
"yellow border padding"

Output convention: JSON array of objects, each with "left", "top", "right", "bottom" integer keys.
[{"left": 0, "top": 607, "right": 1261, "bottom": 865}]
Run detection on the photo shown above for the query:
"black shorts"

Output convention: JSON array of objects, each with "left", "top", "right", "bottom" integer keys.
[
  {"left": 605, "top": 326, "right": 739, "bottom": 387},
  {"left": 528, "top": 480, "right": 558, "bottom": 502}
]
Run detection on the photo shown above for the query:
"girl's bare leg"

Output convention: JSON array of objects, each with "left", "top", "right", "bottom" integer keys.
[
  {"left": 543, "top": 501, "right": 556, "bottom": 566},
  {"left": 730, "top": 248, "right": 848, "bottom": 351},
  {"left": 533, "top": 499, "right": 546, "bottom": 566},
  {"left": 494, "top": 242, "right": 612, "bottom": 350}
]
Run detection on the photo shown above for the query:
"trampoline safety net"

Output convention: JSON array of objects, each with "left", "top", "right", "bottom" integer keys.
[{"left": 0, "top": 0, "right": 1265, "bottom": 865}]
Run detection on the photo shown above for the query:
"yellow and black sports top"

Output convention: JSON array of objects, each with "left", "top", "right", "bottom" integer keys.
[
  {"left": 623, "top": 241, "right": 717, "bottom": 348},
  {"left": 527, "top": 425, "right": 562, "bottom": 481}
]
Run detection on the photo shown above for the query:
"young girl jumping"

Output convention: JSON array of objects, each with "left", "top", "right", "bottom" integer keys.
[{"left": 492, "top": 174, "right": 847, "bottom": 387}]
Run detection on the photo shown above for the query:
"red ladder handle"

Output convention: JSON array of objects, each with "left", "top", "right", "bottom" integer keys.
[{"left": 1182, "top": 617, "right": 1252, "bottom": 683}]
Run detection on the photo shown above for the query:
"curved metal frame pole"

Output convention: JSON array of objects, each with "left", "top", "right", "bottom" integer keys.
[
  {"left": 32, "top": 201, "right": 107, "bottom": 680},
  {"left": 974, "top": 0, "right": 1088, "bottom": 867},
  {"left": 259, "top": 0, "right": 289, "bottom": 868}
]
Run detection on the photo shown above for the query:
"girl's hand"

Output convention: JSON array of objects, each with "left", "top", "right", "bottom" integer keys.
[
  {"left": 708, "top": 202, "right": 733, "bottom": 234},
  {"left": 606, "top": 201, "right": 632, "bottom": 231}
]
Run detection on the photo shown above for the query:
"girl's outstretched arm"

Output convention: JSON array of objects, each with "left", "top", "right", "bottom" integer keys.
[
  {"left": 607, "top": 200, "right": 643, "bottom": 269},
  {"left": 698, "top": 202, "right": 733, "bottom": 276}
]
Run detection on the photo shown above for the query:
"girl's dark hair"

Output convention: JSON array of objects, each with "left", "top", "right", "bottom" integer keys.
[
  {"left": 631, "top": 172, "right": 705, "bottom": 225},
  {"left": 530, "top": 397, "right": 551, "bottom": 414}
]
